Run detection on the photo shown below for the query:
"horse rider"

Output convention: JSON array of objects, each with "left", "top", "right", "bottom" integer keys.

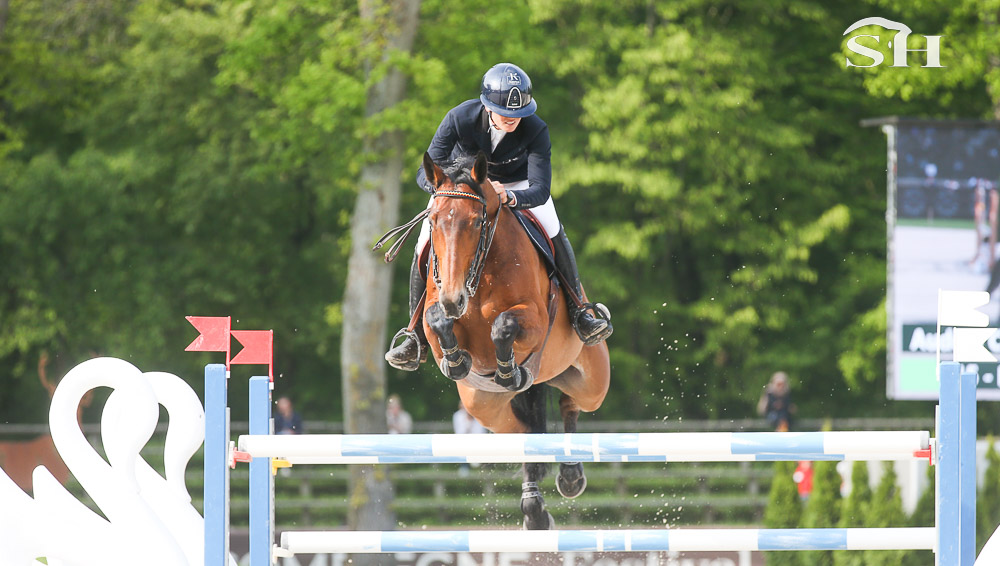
[{"left": 386, "top": 62, "right": 613, "bottom": 371}]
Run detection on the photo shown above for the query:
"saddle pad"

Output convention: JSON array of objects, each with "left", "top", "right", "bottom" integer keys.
[{"left": 511, "top": 209, "right": 557, "bottom": 272}]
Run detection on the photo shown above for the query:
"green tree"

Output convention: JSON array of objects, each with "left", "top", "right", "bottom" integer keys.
[
  {"left": 834, "top": 461, "right": 871, "bottom": 566},
  {"left": 1, "top": 0, "right": 989, "bottom": 433},
  {"left": 905, "top": 464, "right": 936, "bottom": 566},
  {"left": 848, "top": 0, "right": 1000, "bottom": 118},
  {"left": 801, "top": 460, "right": 842, "bottom": 566},
  {"left": 763, "top": 460, "right": 803, "bottom": 566},
  {"left": 521, "top": 0, "right": 924, "bottom": 424},
  {"left": 980, "top": 440, "right": 1000, "bottom": 554},
  {"left": 864, "top": 462, "right": 910, "bottom": 566}
]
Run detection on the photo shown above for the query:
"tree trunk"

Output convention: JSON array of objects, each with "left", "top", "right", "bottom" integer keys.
[{"left": 340, "top": 1, "right": 420, "bottom": 564}]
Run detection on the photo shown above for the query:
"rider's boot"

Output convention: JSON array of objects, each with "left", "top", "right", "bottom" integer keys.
[
  {"left": 552, "top": 228, "right": 612, "bottom": 346},
  {"left": 385, "top": 254, "right": 428, "bottom": 371}
]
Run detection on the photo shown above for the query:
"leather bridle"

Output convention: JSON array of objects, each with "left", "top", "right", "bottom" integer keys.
[{"left": 429, "top": 188, "right": 500, "bottom": 298}]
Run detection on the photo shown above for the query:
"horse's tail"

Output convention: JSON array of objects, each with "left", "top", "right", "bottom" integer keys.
[{"left": 510, "top": 383, "right": 548, "bottom": 434}]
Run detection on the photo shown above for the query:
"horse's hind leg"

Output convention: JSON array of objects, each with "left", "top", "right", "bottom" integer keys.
[
  {"left": 521, "top": 462, "right": 554, "bottom": 529},
  {"left": 425, "top": 302, "right": 472, "bottom": 380},
  {"left": 512, "top": 386, "right": 554, "bottom": 530},
  {"left": 556, "top": 392, "right": 587, "bottom": 499},
  {"left": 549, "top": 345, "right": 611, "bottom": 500}
]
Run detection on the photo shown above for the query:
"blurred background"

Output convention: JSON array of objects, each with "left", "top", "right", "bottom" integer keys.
[{"left": 1, "top": 0, "right": 998, "bottom": 430}]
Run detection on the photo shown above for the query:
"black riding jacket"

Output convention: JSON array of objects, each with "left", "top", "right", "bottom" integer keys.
[{"left": 416, "top": 99, "right": 552, "bottom": 210}]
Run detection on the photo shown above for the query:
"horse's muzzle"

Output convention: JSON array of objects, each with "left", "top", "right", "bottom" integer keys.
[{"left": 440, "top": 291, "right": 469, "bottom": 319}]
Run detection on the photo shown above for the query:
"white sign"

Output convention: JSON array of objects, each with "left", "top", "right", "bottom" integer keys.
[{"left": 844, "top": 17, "right": 944, "bottom": 68}]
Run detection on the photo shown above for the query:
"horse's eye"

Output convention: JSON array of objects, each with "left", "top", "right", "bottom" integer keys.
[{"left": 473, "top": 217, "right": 483, "bottom": 229}]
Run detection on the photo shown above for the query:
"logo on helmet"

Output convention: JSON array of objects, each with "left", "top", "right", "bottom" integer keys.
[
  {"left": 506, "top": 87, "right": 523, "bottom": 109},
  {"left": 506, "top": 71, "right": 521, "bottom": 85}
]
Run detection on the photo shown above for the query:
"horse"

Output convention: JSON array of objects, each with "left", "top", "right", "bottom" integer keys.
[{"left": 415, "top": 150, "right": 611, "bottom": 529}]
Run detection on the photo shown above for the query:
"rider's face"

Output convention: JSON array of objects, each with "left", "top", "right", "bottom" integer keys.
[{"left": 489, "top": 111, "right": 521, "bottom": 133}]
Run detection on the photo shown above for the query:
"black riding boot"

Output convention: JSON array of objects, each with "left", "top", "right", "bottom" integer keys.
[
  {"left": 385, "top": 253, "right": 428, "bottom": 371},
  {"left": 552, "top": 228, "right": 612, "bottom": 346}
]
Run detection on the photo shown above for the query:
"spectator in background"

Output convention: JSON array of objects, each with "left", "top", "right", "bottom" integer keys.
[
  {"left": 386, "top": 394, "right": 413, "bottom": 434},
  {"left": 274, "top": 396, "right": 304, "bottom": 435},
  {"left": 757, "top": 371, "right": 796, "bottom": 432},
  {"left": 452, "top": 402, "right": 487, "bottom": 435},
  {"left": 453, "top": 402, "right": 487, "bottom": 476}
]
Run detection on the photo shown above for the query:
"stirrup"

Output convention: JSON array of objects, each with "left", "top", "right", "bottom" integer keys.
[
  {"left": 574, "top": 302, "right": 612, "bottom": 346},
  {"left": 385, "top": 328, "right": 425, "bottom": 371},
  {"left": 583, "top": 302, "right": 611, "bottom": 322}
]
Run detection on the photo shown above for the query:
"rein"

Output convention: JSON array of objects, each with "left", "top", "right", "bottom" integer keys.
[
  {"left": 372, "top": 186, "right": 501, "bottom": 298},
  {"left": 373, "top": 208, "right": 430, "bottom": 263}
]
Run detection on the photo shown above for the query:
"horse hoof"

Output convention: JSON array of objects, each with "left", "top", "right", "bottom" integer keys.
[
  {"left": 556, "top": 463, "right": 587, "bottom": 499},
  {"left": 496, "top": 366, "right": 532, "bottom": 392},
  {"left": 523, "top": 510, "right": 555, "bottom": 531},
  {"left": 520, "top": 484, "right": 549, "bottom": 530},
  {"left": 439, "top": 352, "right": 471, "bottom": 381}
]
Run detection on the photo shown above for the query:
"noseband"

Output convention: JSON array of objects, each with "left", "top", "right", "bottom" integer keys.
[{"left": 429, "top": 188, "right": 500, "bottom": 298}]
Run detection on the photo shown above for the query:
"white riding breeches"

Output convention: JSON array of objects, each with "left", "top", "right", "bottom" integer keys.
[{"left": 414, "top": 180, "right": 562, "bottom": 252}]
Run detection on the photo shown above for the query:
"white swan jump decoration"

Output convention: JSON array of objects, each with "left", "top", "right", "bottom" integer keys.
[{"left": 0, "top": 357, "right": 207, "bottom": 566}]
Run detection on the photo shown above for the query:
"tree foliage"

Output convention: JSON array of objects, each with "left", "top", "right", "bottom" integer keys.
[
  {"left": 980, "top": 440, "right": 1000, "bottom": 553},
  {"left": 863, "top": 462, "right": 911, "bottom": 565},
  {"left": 0, "top": 0, "right": 996, "bottom": 427},
  {"left": 763, "top": 460, "right": 803, "bottom": 566},
  {"left": 834, "top": 461, "right": 871, "bottom": 566},
  {"left": 800, "top": 460, "right": 841, "bottom": 566}
]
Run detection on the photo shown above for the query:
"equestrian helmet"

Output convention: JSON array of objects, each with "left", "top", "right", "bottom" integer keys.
[{"left": 480, "top": 63, "right": 537, "bottom": 118}]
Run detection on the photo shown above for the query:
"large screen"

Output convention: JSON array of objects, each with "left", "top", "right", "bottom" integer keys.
[{"left": 882, "top": 118, "right": 1000, "bottom": 399}]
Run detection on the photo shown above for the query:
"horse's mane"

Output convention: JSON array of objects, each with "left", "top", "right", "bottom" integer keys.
[{"left": 443, "top": 154, "right": 486, "bottom": 196}]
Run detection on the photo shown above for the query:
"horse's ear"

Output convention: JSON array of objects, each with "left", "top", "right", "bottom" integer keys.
[
  {"left": 471, "top": 151, "right": 488, "bottom": 185},
  {"left": 423, "top": 152, "right": 447, "bottom": 190}
]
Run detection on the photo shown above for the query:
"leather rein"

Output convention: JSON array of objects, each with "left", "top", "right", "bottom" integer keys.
[{"left": 373, "top": 186, "right": 501, "bottom": 298}]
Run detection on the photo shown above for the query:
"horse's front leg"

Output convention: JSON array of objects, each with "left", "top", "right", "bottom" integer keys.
[
  {"left": 491, "top": 306, "right": 542, "bottom": 392},
  {"left": 425, "top": 302, "right": 472, "bottom": 381}
]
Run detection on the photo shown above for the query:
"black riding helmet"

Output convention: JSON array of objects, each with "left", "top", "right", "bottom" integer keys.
[{"left": 480, "top": 63, "right": 537, "bottom": 118}]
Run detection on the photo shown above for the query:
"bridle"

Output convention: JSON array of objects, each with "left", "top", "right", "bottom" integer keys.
[{"left": 429, "top": 187, "right": 500, "bottom": 298}]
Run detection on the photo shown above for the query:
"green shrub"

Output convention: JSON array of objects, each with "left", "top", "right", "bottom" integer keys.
[
  {"left": 864, "top": 462, "right": 909, "bottom": 566},
  {"left": 800, "top": 460, "right": 842, "bottom": 566},
  {"left": 834, "top": 461, "right": 870, "bottom": 566},
  {"left": 762, "top": 460, "right": 803, "bottom": 566},
  {"left": 979, "top": 438, "right": 1000, "bottom": 554}
]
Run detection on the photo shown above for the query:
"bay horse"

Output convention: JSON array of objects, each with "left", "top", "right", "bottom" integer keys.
[{"left": 416, "top": 151, "right": 610, "bottom": 529}]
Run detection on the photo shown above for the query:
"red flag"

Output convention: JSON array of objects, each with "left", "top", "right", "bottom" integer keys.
[
  {"left": 231, "top": 330, "right": 273, "bottom": 366},
  {"left": 185, "top": 316, "right": 231, "bottom": 352}
]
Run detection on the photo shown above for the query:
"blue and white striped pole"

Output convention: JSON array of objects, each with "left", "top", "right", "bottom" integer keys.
[
  {"left": 248, "top": 376, "right": 272, "bottom": 566},
  {"left": 203, "top": 364, "right": 229, "bottom": 566},
  {"left": 279, "top": 527, "right": 936, "bottom": 554},
  {"left": 936, "top": 362, "right": 978, "bottom": 566},
  {"left": 959, "top": 368, "right": 977, "bottom": 564},
  {"left": 238, "top": 430, "right": 930, "bottom": 465}
]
